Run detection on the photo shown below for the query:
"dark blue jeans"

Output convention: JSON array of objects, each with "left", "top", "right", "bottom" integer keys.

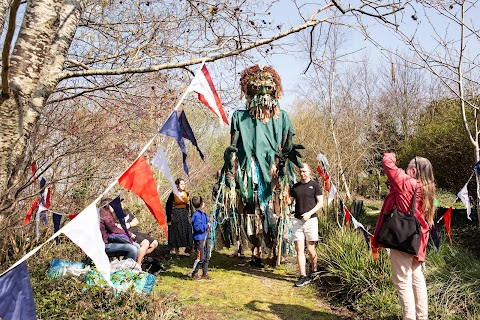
[
  {"left": 193, "top": 239, "right": 210, "bottom": 276},
  {"left": 105, "top": 242, "right": 139, "bottom": 261}
]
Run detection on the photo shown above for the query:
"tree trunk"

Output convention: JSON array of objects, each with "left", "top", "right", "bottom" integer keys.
[{"left": 0, "top": 0, "right": 83, "bottom": 217}]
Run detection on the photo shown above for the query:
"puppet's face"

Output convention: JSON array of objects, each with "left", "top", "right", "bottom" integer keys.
[
  {"left": 246, "top": 71, "right": 277, "bottom": 98},
  {"left": 245, "top": 70, "right": 278, "bottom": 120}
]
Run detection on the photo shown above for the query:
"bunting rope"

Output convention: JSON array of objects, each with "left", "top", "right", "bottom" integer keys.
[{"left": 1, "top": 57, "right": 212, "bottom": 279}]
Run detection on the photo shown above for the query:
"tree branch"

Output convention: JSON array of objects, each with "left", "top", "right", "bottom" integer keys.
[
  {"left": 58, "top": 18, "right": 328, "bottom": 81},
  {"left": 1, "top": 0, "right": 21, "bottom": 96}
]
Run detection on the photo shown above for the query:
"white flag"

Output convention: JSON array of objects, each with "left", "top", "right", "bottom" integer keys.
[
  {"left": 186, "top": 64, "right": 229, "bottom": 125},
  {"left": 152, "top": 146, "right": 182, "bottom": 199},
  {"left": 351, "top": 215, "right": 365, "bottom": 230},
  {"left": 62, "top": 203, "right": 113, "bottom": 286},
  {"left": 457, "top": 183, "right": 472, "bottom": 220},
  {"left": 328, "top": 184, "right": 337, "bottom": 204},
  {"left": 316, "top": 153, "right": 329, "bottom": 167}
]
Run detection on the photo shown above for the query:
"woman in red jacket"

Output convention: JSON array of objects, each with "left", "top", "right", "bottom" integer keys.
[{"left": 373, "top": 153, "right": 436, "bottom": 320}]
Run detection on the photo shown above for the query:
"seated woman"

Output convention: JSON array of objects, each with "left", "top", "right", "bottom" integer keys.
[
  {"left": 119, "top": 208, "right": 158, "bottom": 258},
  {"left": 99, "top": 198, "right": 146, "bottom": 265}
]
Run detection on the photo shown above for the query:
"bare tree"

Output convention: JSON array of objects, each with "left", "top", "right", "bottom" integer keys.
[
  {"left": 356, "top": 0, "right": 480, "bottom": 223},
  {"left": 0, "top": 0, "right": 411, "bottom": 224}
]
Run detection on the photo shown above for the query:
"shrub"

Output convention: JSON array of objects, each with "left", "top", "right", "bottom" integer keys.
[
  {"left": 315, "top": 215, "right": 480, "bottom": 320},
  {"left": 28, "top": 241, "right": 182, "bottom": 319},
  {"left": 316, "top": 225, "right": 400, "bottom": 319},
  {"left": 426, "top": 241, "right": 480, "bottom": 319}
]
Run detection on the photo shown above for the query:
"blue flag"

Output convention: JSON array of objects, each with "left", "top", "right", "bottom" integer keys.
[
  {"left": 159, "top": 111, "right": 204, "bottom": 176},
  {"left": 473, "top": 160, "right": 480, "bottom": 175},
  {"left": 159, "top": 111, "right": 189, "bottom": 175},
  {"left": 53, "top": 212, "right": 62, "bottom": 244},
  {"left": 109, "top": 196, "right": 132, "bottom": 242},
  {"left": 430, "top": 224, "right": 440, "bottom": 253},
  {"left": 179, "top": 110, "right": 204, "bottom": 160},
  {"left": 0, "top": 262, "right": 36, "bottom": 320}
]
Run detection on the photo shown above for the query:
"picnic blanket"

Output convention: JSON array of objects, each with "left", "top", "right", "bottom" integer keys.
[{"left": 84, "top": 269, "right": 156, "bottom": 295}]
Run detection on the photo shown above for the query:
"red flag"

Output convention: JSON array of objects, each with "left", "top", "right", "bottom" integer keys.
[
  {"left": 118, "top": 155, "right": 167, "bottom": 237},
  {"left": 316, "top": 165, "right": 330, "bottom": 192},
  {"left": 43, "top": 188, "right": 51, "bottom": 209},
  {"left": 68, "top": 213, "right": 79, "bottom": 220},
  {"left": 345, "top": 206, "right": 351, "bottom": 228},
  {"left": 187, "top": 64, "right": 229, "bottom": 125},
  {"left": 370, "top": 235, "right": 378, "bottom": 260},
  {"left": 444, "top": 206, "right": 453, "bottom": 245},
  {"left": 31, "top": 161, "right": 37, "bottom": 185},
  {"left": 23, "top": 198, "right": 40, "bottom": 226}
]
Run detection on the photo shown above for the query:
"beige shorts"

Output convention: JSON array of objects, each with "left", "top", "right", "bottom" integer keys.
[{"left": 292, "top": 217, "right": 319, "bottom": 242}]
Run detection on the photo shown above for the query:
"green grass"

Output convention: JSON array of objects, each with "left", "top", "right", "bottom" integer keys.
[
  {"left": 314, "top": 211, "right": 480, "bottom": 320},
  {"left": 155, "top": 249, "right": 343, "bottom": 320}
]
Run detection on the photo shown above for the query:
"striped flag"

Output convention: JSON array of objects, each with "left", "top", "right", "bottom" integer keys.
[{"left": 186, "top": 64, "right": 229, "bottom": 125}]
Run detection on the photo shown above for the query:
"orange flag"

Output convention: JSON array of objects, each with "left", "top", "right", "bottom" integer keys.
[
  {"left": 370, "top": 235, "right": 378, "bottom": 261},
  {"left": 118, "top": 155, "right": 167, "bottom": 237}
]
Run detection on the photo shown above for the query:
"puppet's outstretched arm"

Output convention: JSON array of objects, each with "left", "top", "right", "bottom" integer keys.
[
  {"left": 224, "top": 130, "right": 239, "bottom": 172},
  {"left": 281, "top": 130, "right": 304, "bottom": 168}
]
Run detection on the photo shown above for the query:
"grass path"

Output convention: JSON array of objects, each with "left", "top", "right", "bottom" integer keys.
[{"left": 154, "top": 249, "right": 353, "bottom": 320}]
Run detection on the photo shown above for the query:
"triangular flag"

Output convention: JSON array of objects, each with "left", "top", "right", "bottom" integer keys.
[
  {"left": 62, "top": 203, "right": 113, "bottom": 286},
  {"left": 68, "top": 213, "right": 78, "bottom": 220},
  {"left": 23, "top": 198, "right": 40, "bottom": 226},
  {"left": 339, "top": 199, "right": 350, "bottom": 228},
  {"left": 179, "top": 110, "right": 204, "bottom": 160},
  {"left": 118, "top": 155, "right": 167, "bottom": 237},
  {"left": 328, "top": 184, "right": 337, "bottom": 204},
  {"left": 52, "top": 213, "right": 62, "bottom": 244},
  {"left": 31, "top": 162, "right": 37, "bottom": 185},
  {"left": 350, "top": 214, "right": 369, "bottom": 247},
  {"left": 316, "top": 165, "right": 330, "bottom": 192},
  {"left": 35, "top": 203, "right": 47, "bottom": 240},
  {"left": 345, "top": 206, "right": 351, "bottom": 228},
  {"left": 151, "top": 146, "right": 182, "bottom": 199},
  {"left": 159, "top": 111, "right": 189, "bottom": 175},
  {"left": 457, "top": 183, "right": 471, "bottom": 220},
  {"left": 443, "top": 206, "right": 453, "bottom": 245},
  {"left": 430, "top": 224, "right": 440, "bottom": 252},
  {"left": 473, "top": 160, "right": 480, "bottom": 175},
  {"left": 186, "top": 64, "right": 229, "bottom": 125},
  {"left": 370, "top": 235, "right": 378, "bottom": 261},
  {"left": 0, "top": 262, "right": 36, "bottom": 320},
  {"left": 359, "top": 227, "right": 370, "bottom": 248},
  {"left": 109, "top": 196, "right": 132, "bottom": 242}
]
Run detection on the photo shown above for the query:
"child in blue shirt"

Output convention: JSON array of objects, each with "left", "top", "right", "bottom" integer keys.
[{"left": 191, "top": 196, "right": 212, "bottom": 280}]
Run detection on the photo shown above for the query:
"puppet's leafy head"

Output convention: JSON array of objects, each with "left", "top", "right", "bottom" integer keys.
[{"left": 240, "top": 65, "right": 283, "bottom": 122}]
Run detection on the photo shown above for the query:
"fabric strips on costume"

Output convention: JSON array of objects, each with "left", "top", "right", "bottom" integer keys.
[
  {"left": 217, "top": 65, "right": 303, "bottom": 266},
  {"left": 118, "top": 155, "right": 167, "bottom": 237}
]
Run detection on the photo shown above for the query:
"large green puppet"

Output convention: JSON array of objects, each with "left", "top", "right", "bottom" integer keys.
[{"left": 218, "top": 65, "right": 304, "bottom": 266}]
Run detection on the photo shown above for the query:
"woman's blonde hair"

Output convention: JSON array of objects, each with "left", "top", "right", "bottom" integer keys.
[{"left": 409, "top": 157, "right": 436, "bottom": 226}]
